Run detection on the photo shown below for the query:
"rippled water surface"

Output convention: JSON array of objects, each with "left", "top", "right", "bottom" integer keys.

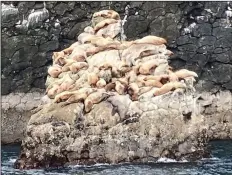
[{"left": 1, "top": 140, "right": 232, "bottom": 175}]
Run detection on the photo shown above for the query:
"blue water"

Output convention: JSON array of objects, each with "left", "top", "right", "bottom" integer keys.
[{"left": 1, "top": 140, "right": 232, "bottom": 175}]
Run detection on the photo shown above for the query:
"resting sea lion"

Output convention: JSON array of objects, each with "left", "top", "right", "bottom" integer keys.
[
  {"left": 96, "top": 78, "right": 107, "bottom": 88},
  {"left": 48, "top": 65, "right": 62, "bottom": 78},
  {"left": 94, "top": 18, "right": 118, "bottom": 32},
  {"left": 154, "top": 82, "right": 187, "bottom": 96},
  {"left": 143, "top": 80, "right": 163, "bottom": 88},
  {"left": 84, "top": 89, "right": 111, "bottom": 112},
  {"left": 134, "top": 35, "right": 167, "bottom": 45},
  {"left": 174, "top": 69, "right": 198, "bottom": 79},
  {"left": 88, "top": 72, "right": 99, "bottom": 86},
  {"left": 93, "top": 10, "right": 120, "bottom": 20},
  {"left": 138, "top": 59, "right": 167, "bottom": 75},
  {"left": 128, "top": 83, "right": 139, "bottom": 101},
  {"left": 69, "top": 62, "right": 89, "bottom": 73}
]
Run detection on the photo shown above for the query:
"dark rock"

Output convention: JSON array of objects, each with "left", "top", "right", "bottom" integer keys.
[{"left": 54, "top": 3, "right": 68, "bottom": 16}]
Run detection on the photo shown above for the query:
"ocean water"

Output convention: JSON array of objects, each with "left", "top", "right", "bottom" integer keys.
[{"left": 1, "top": 140, "right": 232, "bottom": 175}]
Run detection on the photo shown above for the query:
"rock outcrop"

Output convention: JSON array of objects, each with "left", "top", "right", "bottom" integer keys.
[
  {"left": 14, "top": 90, "right": 232, "bottom": 169},
  {"left": 1, "top": 1, "right": 232, "bottom": 145},
  {"left": 14, "top": 9, "right": 232, "bottom": 170}
]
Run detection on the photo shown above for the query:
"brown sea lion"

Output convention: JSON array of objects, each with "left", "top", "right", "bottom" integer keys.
[
  {"left": 154, "top": 82, "right": 187, "bottom": 96},
  {"left": 115, "top": 80, "right": 127, "bottom": 95},
  {"left": 128, "top": 83, "right": 139, "bottom": 101},
  {"left": 105, "top": 82, "right": 116, "bottom": 92}
]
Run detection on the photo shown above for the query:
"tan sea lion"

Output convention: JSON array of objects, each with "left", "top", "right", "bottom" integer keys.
[
  {"left": 154, "top": 82, "right": 187, "bottom": 96},
  {"left": 84, "top": 26, "right": 94, "bottom": 34},
  {"left": 62, "top": 42, "right": 81, "bottom": 55},
  {"left": 134, "top": 35, "right": 167, "bottom": 45},
  {"left": 174, "top": 69, "right": 198, "bottom": 79},
  {"left": 96, "top": 78, "right": 107, "bottom": 88},
  {"left": 47, "top": 65, "right": 62, "bottom": 78},
  {"left": 143, "top": 80, "right": 163, "bottom": 88},
  {"left": 88, "top": 72, "right": 99, "bottom": 86},
  {"left": 64, "top": 88, "right": 97, "bottom": 105},
  {"left": 84, "top": 89, "right": 111, "bottom": 113},
  {"left": 62, "top": 59, "right": 76, "bottom": 72},
  {"left": 93, "top": 10, "right": 120, "bottom": 20},
  {"left": 94, "top": 18, "right": 118, "bottom": 32},
  {"left": 168, "top": 70, "right": 179, "bottom": 82},
  {"left": 69, "top": 62, "right": 89, "bottom": 73},
  {"left": 138, "top": 86, "right": 153, "bottom": 96},
  {"left": 138, "top": 59, "right": 167, "bottom": 75},
  {"left": 46, "top": 84, "right": 60, "bottom": 99}
]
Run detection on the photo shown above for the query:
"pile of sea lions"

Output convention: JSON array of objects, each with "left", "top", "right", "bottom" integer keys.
[{"left": 46, "top": 10, "right": 198, "bottom": 112}]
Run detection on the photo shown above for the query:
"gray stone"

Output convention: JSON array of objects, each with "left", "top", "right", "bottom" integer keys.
[{"left": 54, "top": 3, "right": 68, "bottom": 15}]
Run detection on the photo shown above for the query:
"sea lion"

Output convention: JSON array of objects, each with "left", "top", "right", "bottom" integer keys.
[
  {"left": 154, "top": 63, "right": 169, "bottom": 75},
  {"left": 144, "top": 74, "right": 169, "bottom": 82},
  {"left": 128, "top": 83, "right": 139, "bottom": 101},
  {"left": 94, "top": 18, "right": 118, "bottom": 32},
  {"left": 47, "top": 65, "right": 62, "bottom": 78},
  {"left": 69, "top": 62, "right": 89, "bottom": 73},
  {"left": 57, "top": 74, "right": 75, "bottom": 94},
  {"left": 62, "top": 59, "right": 76, "bottom": 72},
  {"left": 47, "top": 84, "right": 60, "bottom": 99},
  {"left": 138, "top": 86, "right": 153, "bottom": 96},
  {"left": 115, "top": 80, "right": 127, "bottom": 95},
  {"left": 95, "top": 21, "right": 121, "bottom": 39},
  {"left": 88, "top": 72, "right": 99, "bottom": 86},
  {"left": 77, "top": 33, "right": 96, "bottom": 44},
  {"left": 174, "top": 69, "right": 198, "bottom": 79},
  {"left": 96, "top": 78, "right": 107, "bottom": 88},
  {"left": 168, "top": 70, "right": 179, "bottom": 82},
  {"left": 154, "top": 81, "right": 187, "bottom": 96},
  {"left": 84, "top": 26, "right": 94, "bottom": 34},
  {"left": 93, "top": 10, "right": 120, "bottom": 20},
  {"left": 52, "top": 51, "right": 65, "bottom": 64},
  {"left": 105, "top": 82, "right": 116, "bottom": 92},
  {"left": 64, "top": 88, "right": 97, "bottom": 105},
  {"left": 54, "top": 88, "right": 96, "bottom": 104},
  {"left": 138, "top": 59, "right": 167, "bottom": 75},
  {"left": 143, "top": 80, "right": 163, "bottom": 88},
  {"left": 62, "top": 42, "right": 81, "bottom": 55},
  {"left": 134, "top": 35, "right": 167, "bottom": 45},
  {"left": 84, "top": 89, "right": 111, "bottom": 112}
]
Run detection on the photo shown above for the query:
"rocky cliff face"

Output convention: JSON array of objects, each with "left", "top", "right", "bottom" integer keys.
[{"left": 1, "top": 1, "right": 232, "bottom": 95}]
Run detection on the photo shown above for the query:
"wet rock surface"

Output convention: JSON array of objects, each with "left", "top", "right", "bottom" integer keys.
[
  {"left": 14, "top": 90, "right": 232, "bottom": 169},
  {"left": 1, "top": 89, "right": 46, "bottom": 144},
  {"left": 1, "top": 2, "right": 232, "bottom": 95}
]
